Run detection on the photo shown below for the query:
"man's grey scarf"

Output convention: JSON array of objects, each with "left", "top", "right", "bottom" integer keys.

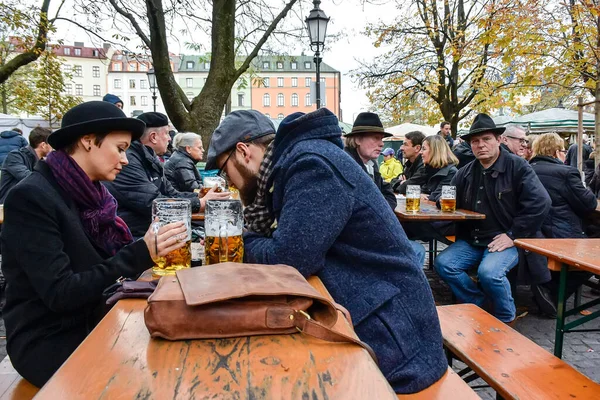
[{"left": 243, "top": 141, "right": 275, "bottom": 236}]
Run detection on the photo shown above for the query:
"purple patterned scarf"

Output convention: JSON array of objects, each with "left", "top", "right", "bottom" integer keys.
[{"left": 45, "top": 150, "right": 133, "bottom": 256}]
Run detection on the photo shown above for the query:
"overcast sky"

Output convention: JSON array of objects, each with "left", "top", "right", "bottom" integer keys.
[{"left": 50, "top": 0, "right": 399, "bottom": 123}]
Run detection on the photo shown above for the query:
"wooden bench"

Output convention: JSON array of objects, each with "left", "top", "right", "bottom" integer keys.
[
  {"left": 438, "top": 303, "right": 600, "bottom": 400},
  {"left": 0, "top": 357, "right": 39, "bottom": 400}
]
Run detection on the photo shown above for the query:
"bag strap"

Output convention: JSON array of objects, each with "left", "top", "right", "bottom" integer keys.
[{"left": 292, "top": 310, "right": 378, "bottom": 365}]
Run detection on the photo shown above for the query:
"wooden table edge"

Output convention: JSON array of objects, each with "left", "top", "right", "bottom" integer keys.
[{"left": 514, "top": 239, "right": 600, "bottom": 274}]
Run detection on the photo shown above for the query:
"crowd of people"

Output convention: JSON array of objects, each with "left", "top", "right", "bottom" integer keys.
[{"left": 0, "top": 97, "right": 598, "bottom": 394}]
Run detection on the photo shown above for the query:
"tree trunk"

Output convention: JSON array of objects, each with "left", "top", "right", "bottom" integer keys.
[
  {"left": 1, "top": 85, "right": 7, "bottom": 114},
  {"left": 596, "top": 81, "right": 600, "bottom": 168}
]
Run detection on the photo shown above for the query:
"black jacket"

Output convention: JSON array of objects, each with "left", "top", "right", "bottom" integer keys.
[
  {"left": 393, "top": 154, "right": 428, "bottom": 194},
  {"left": 422, "top": 164, "right": 458, "bottom": 202},
  {"left": 530, "top": 156, "right": 597, "bottom": 238},
  {"left": 0, "top": 161, "right": 153, "bottom": 387},
  {"left": 345, "top": 147, "right": 397, "bottom": 211},
  {"left": 453, "top": 140, "right": 475, "bottom": 169},
  {"left": 0, "top": 146, "right": 38, "bottom": 203},
  {"left": 438, "top": 131, "right": 455, "bottom": 148},
  {"left": 452, "top": 148, "right": 552, "bottom": 284},
  {"left": 164, "top": 150, "right": 202, "bottom": 192},
  {"left": 565, "top": 143, "right": 593, "bottom": 167},
  {"left": 104, "top": 141, "right": 200, "bottom": 238}
]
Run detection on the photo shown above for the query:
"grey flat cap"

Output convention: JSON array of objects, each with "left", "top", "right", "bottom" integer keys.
[{"left": 205, "top": 110, "right": 276, "bottom": 170}]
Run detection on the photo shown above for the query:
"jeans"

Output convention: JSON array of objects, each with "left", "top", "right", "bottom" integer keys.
[
  {"left": 409, "top": 240, "right": 426, "bottom": 267},
  {"left": 434, "top": 239, "right": 519, "bottom": 322}
]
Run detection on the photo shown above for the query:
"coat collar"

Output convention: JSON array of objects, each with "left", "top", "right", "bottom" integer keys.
[
  {"left": 34, "top": 161, "right": 78, "bottom": 213},
  {"left": 465, "top": 146, "right": 509, "bottom": 178},
  {"left": 530, "top": 155, "right": 562, "bottom": 165}
]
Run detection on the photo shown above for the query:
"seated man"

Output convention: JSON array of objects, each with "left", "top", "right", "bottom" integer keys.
[
  {"left": 0, "top": 127, "right": 52, "bottom": 203},
  {"left": 392, "top": 131, "right": 428, "bottom": 193},
  {"left": 206, "top": 108, "right": 447, "bottom": 394},
  {"left": 104, "top": 112, "right": 228, "bottom": 238},
  {"left": 434, "top": 114, "right": 551, "bottom": 324}
]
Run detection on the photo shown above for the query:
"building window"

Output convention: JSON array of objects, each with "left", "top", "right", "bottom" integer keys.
[
  {"left": 277, "top": 93, "right": 284, "bottom": 107},
  {"left": 305, "top": 77, "right": 311, "bottom": 87},
  {"left": 186, "top": 92, "right": 194, "bottom": 100},
  {"left": 277, "top": 77, "right": 284, "bottom": 87},
  {"left": 140, "top": 80, "right": 147, "bottom": 89},
  {"left": 92, "top": 66, "right": 100, "bottom": 78},
  {"left": 204, "top": 62, "right": 210, "bottom": 70},
  {"left": 186, "top": 61, "right": 194, "bottom": 69},
  {"left": 276, "top": 61, "right": 283, "bottom": 69},
  {"left": 63, "top": 64, "right": 72, "bottom": 75},
  {"left": 112, "top": 63, "right": 121, "bottom": 71},
  {"left": 321, "top": 77, "right": 326, "bottom": 83},
  {"left": 130, "top": 96, "right": 136, "bottom": 106},
  {"left": 186, "top": 78, "right": 193, "bottom": 88},
  {"left": 265, "top": 113, "right": 271, "bottom": 118},
  {"left": 140, "top": 63, "right": 148, "bottom": 72},
  {"left": 92, "top": 49, "right": 99, "bottom": 57},
  {"left": 128, "top": 63, "right": 137, "bottom": 71},
  {"left": 263, "top": 93, "right": 270, "bottom": 107},
  {"left": 278, "top": 113, "right": 284, "bottom": 120},
  {"left": 114, "top": 79, "right": 121, "bottom": 89},
  {"left": 263, "top": 77, "right": 270, "bottom": 88},
  {"left": 93, "top": 85, "right": 101, "bottom": 96},
  {"left": 129, "top": 79, "right": 136, "bottom": 89},
  {"left": 291, "top": 61, "right": 297, "bottom": 70},
  {"left": 74, "top": 48, "right": 81, "bottom": 56},
  {"left": 291, "top": 77, "right": 297, "bottom": 87},
  {"left": 291, "top": 93, "right": 298, "bottom": 107},
  {"left": 64, "top": 48, "right": 70, "bottom": 55},
  {"left": 263, "top": 61, "right": 270, "bottom": 69},
  {"left": 141, "top": 96, "right": 148, "bottom": 106},
  {"left": 305, "top": 93, "right": 311, "bottom": 106},
  {"left": 304, "top": 61, "right": 311, "bottom": 69},
  {"left": 75, "top": 84, "right": 83, "bottom": 95},
  {"left": 238, "top": 93, "right": 245, "bottom": 107},
  {"left": 322, "top": 95, "right": 326, "bottom": 106},
  {"left": 65, "top": 84, "right": 72, "bottom": 95},
  {"left": 74, "top": 65, "right": 82, "bottom": 77},
  {"left": 116, "top": 54, "right": 123, "bottom": 60}
]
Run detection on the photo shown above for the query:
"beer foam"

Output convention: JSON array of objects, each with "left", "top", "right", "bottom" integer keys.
[{"left": 205, "top": 219, "right": 243, "bottom": 237}]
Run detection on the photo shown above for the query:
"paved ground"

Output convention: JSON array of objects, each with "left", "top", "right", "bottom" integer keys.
[
  {"left": 0, "top": 246, "right": 597, "bottom": 398},
  {"left": 423, "top": 241, "right": 600, "bottom": 399}
]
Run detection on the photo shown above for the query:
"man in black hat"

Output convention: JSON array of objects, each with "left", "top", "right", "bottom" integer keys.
[
  {"left": 433, "top": 113, "right": 553, "bottom": 324},
  {"left": 104, "top": 111, "right": 228, "bottom": 238},
  {"left": 344, "top": 112, "right": 396, "bottom": 210}
]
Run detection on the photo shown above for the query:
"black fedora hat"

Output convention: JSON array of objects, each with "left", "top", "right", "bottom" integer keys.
[
  {"left": 345, "top": 112, "right": 393, "bottom": 138},
  {"left": 460, "top": 113, "right": 505, "bottom": 141},
  {"left": 48, "top": 101, "right": 146, "bottom": 149}
]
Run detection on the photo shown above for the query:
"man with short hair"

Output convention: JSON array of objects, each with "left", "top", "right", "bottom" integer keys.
[
  {"left": 565, "top": 133, "right": 593, "bottom": 167},
  {"left": 438, "top": 121, "right": 454, "bottom": 148},
  {"left": 392, "top": 130, "right": 428, "bottom": 193},
  {"left": 0, "top": 128, "right": 28, "bottom": 165},
  {"left": 0, "top": 127, "right": 52, "bottom": 203},
  {"left": 501, "top": 125, "right": 527, "bottom": 157},
  {"left": 104, "top": 111, "right": 228, "bottom": 238},
  {"left": 206, "top": 108, "right": 447, "bottom": 394},
  {"left": 434, "top": 114, "right": 552, "bottom": 324}
]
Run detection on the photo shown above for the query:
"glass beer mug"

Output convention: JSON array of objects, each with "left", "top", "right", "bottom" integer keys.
[
  {"left": 405, "top": 185, "right": 421, "bottom": 213},
  {"left": 204, "top": 199, "right": 244, "bottom": 265},
  {"left": 201, "top": 176, "right": 226, "bottom": 197},
  {"left": 440, "top": 185, "right": 457, "bottom": 212},
  {"left": 151, "top": 199, "right": 192, "bottom": 276}
]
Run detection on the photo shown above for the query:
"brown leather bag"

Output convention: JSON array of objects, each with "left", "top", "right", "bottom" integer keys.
[{"left": 144, "top": 262, "right": 377, "bottom": 363}]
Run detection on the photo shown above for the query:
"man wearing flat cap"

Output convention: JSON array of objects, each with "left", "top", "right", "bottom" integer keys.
[
  {"left": 434, "top": 113, "right": 554, "bottom": 324},
  {"left": 104, "top": 111, "right": 228, "bottom": 238},
  {"left": 206, "top": 108, "right": 447, "bottom": 394}
]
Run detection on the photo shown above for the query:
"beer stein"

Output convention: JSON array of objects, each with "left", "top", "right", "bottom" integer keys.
[
  {"left": 204, "top": 199, "right": 244, "bottom": 265},
  {"left": 201, "top": 176, "right": 226, "bottom": 197},
  {"left": 151, "top": 199, "right": 192, "bottom": 276},
  {"left": 440, "top": 185, "right": 457, "bottom": 212},
  {"left": 405, "top": 185, "right": 421, "bottom": 212}
]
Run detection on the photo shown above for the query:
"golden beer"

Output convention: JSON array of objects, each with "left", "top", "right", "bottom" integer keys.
[
  {"left": 440, "top": 198, "right": 456, "bottom": 212},
  {"left": 406, "top": 197, "right": 420, "bottom": 212},
  {"left": 152, "top": 240, "right": 192, "bottom": 276},
  {"left": 204, "top": 234, "right": 244, "bottom": 265},
  {"left": 200, "top": 185, "right": 223, "bottom": 197}
]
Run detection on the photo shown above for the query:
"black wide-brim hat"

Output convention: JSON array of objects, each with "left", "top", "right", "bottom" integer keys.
[
  {"left": 460, "top": 113, "right": 505, "bottom": 141},
  {"left": 345, "top": 112, "right": 393, "bottom": 138},
  {"left": 48, "top": 101, "right": 146, "bottom": 149}
]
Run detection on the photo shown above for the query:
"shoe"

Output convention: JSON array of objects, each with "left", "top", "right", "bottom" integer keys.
[{"left": 532, "top": 284, "right": 557, "bottom": 318}]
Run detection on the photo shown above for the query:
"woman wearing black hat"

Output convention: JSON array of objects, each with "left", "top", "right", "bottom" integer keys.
[{"left": 0, "top": 101, "right": 188, "bottom": 387}]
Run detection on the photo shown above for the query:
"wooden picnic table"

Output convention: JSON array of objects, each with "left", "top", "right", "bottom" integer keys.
[
  {"left": 394, "top": 199, "right": 486, "bottom": 221},
  {"left": 191, "top": 212, "right": 204, "bottom": 221},
  {"left": 514, "top": 238, "right": 600, "bottom": 358},
  {"left": 34, "top": 275, "right": 397, "bottom": 399}
]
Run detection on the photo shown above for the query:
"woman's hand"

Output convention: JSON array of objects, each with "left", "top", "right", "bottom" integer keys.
[
  {"left": 199, "top": 187, "right": 231, "bottom": 211},
  {"left": 143, "top": 220, "right": 188, "bottom": 260}
]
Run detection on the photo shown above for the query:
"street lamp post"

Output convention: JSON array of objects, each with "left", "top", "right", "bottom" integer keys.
[
  {"left": 305, "top": 0, "right": 329, "bottom": 110},
  {"left": 146, "top": 68, "right": 158, "bottom": 112}
]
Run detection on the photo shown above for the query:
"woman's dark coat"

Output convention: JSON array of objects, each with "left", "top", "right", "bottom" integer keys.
[{"left": 164, "top": 150, "right": 202, "bottom": 192}]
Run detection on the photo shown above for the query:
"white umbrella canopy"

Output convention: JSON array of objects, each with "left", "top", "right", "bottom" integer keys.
[
  {"left": 494, "top": 108, "right": 595, "bottom": 133},
  {"left": 383, "top": 123, "right": 438, "bottom": 141}
]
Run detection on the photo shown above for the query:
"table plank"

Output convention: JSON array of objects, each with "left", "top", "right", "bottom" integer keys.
[
  {"left": 394, "top": 200, "right": 485, "bottom": 221},
  {"left": 0, "top": 357, "right": 39, "bottom": 400},
  {"left": 191, "top": 213, "right": 204, "bottom": 221},
  {"left": 36, "top": 280, "right": 396, "bottom": 399},
  {"left": 514, "top": 239, "right": 600, "bottom": 275}
]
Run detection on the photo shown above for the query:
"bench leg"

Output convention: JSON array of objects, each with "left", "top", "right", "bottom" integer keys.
[
  {"left": 554, "top": 263, "right": 568, "bottom": 358},
  {"left": 574, "top": 286, "right": 582, "bottom": 308}
]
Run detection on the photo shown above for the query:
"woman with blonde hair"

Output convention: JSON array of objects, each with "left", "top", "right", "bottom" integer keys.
[
  {"left": 420, "top": 134, "right": 459, "bottom": 201},
  {"left": 529, "top": 132, "right": 597, "bottom": 317}
]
